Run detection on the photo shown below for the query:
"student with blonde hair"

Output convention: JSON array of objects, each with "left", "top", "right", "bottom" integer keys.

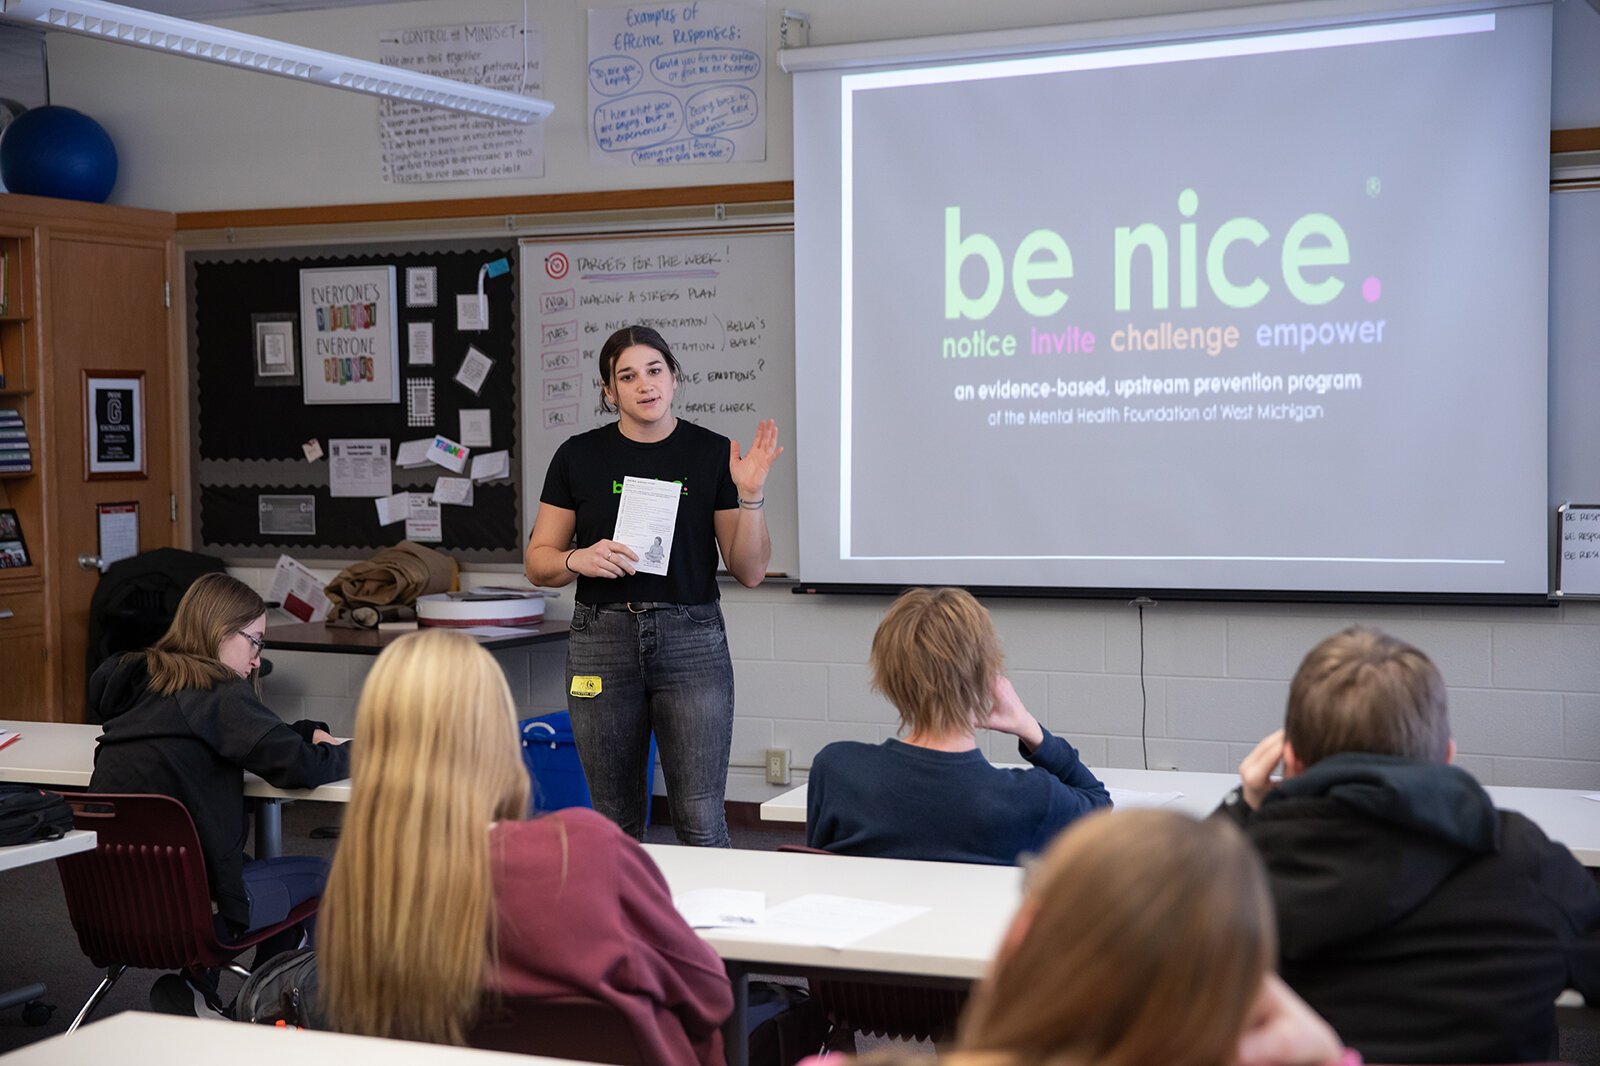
[
  {"left": 819, "top": 810, "right": 1350, "bottom": 1066},
  {"left": 806, "top": 586, "right": 1109, "bottom": 863},
  {"left": 1222, "top": 626, "right": 1600, "bottom": 1063},
  {"left": 320, "top": 628, "right": 731, "bottom": 1062},
  {"left": 90, "top": 572, "right": 349, "bottom": 1012}
]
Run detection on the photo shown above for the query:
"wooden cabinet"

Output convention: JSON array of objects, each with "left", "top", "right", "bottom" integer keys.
[{"left": 0, "top": 194, "right": 177, "bottom": 723}]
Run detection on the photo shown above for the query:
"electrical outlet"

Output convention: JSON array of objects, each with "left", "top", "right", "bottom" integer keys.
[{"left": 765, "top": 747, "right": 791, "bottom": 785}]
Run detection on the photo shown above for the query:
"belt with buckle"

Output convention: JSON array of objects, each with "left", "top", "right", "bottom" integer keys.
[{"left": 592, "top": 601, "right": 673, "bottom": 614}]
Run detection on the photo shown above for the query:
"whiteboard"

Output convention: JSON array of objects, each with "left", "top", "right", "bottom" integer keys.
[
  {"left": 1556, "top": 504, "right": 1600, "bottom": 597},
  {"left": 519, "top": 228, "right": 797, "bottom": 575}
]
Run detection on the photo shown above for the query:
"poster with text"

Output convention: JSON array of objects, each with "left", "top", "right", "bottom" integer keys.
[
  {"left": 379, "top": 21, "right": 545, "bottom": 183},
  {"left": 300, "top": 265, "right": 401, "bottom": 405},
  {"left": 587, "top": 0, "right": 765, "bottom": 167}
]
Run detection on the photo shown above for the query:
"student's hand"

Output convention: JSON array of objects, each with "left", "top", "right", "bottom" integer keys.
[
  {"left": 572, "top": 540, "right": 638, "bottom": 579},
  {"left": 310, "top": 729, "right": 345, "bottom": 746},
  {"left": 728, "top": 419, "right": 783, "bottom": 500},
  {"left": 1239, "top": 728, "right": 1286, "bottom": 810},
  {"left": 1236, "top": 973, "right": 1345, "bottom": 1066},
  {"left": 980, "top": 676, "right": 1045, "bottom": 751}
]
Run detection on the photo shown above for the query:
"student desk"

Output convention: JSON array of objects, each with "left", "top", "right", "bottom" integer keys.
[
  {"left": 263, "top": 618, "right": 570, "bottom": 655},
  {"left": 2, "top": 1012, "right": 595, "bottom": 1066},
  {"left": 643, "top": 842, "right": 1020, "bottom": 1066},
  {"left": 760, "top": 767, "right": 1600, "bottom": 868},
  {"left": 0, "top": 719, "right": 348, "bottom": 858}
]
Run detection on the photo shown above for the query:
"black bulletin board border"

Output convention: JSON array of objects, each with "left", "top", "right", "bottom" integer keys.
[{"left": 187, "top": 239, "right": 521, "bottom": 563}]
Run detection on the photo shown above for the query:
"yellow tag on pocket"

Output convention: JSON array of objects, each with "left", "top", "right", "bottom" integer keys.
[{"left": 570, "top": 675, "right": 602, "bottom": 698}]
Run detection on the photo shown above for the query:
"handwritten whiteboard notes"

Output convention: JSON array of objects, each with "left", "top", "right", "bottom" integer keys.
[
  {"left": 521, "top": 230, "right": 797, "bottom": 574},
  {"left": 378, "top": 21, "right": 545, "bottom": 183},
  {"left": 1557, "top": 504, "right": 1600, "bottom": 596},
  {"left": 586, "top": 1, "right": 766, "bottom": 167}
]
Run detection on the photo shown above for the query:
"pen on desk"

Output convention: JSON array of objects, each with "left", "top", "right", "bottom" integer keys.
[{"left": 719, "top": 915, "right": 756, "bottom": 924}]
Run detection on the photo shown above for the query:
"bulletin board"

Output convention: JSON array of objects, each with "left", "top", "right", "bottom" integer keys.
[{"left": 186, "top": 239, "right": 522, "bottom": 562}]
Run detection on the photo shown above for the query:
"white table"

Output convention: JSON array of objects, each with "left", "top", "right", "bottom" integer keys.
[
  {"left": 644, "top": 842, "right": 1020, "bottom": 1066},
  {"left": 1, "top": 1011, "right": 595, "bottom": 1065},
  {"left": 760, "top": 765, "right": 1600, "bottom": 868},
  {"left": 0, "top": 829, "right": 96, "bottom": 873},
  {"left": 0, "top": 720, "right": 350, "bottom": 857}
]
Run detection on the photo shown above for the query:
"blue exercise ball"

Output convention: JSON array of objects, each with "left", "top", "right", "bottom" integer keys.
[{"left": 0, "top": 105, "right": 118, "bottom": 203}]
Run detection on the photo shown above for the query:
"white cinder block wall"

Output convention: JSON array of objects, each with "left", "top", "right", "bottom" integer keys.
[{"left": 230, "top": 563, "right": 1600, "bottom": 803}]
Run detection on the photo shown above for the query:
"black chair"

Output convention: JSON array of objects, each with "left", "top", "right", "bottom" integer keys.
[{"left": 85, "top": 548, "right": 227, "bottom": 720}]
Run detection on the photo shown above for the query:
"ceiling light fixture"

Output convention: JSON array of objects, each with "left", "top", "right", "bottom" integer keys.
[{"left": 0, "top": 0, "right": 554, "bottom": 123}]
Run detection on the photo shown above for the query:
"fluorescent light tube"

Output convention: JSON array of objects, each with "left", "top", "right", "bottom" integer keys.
[{"left": 0, "top": 0, "right": 553, "bottom": 123}]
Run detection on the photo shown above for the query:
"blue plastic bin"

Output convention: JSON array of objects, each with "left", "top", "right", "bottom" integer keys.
[{"left": 519, "top": 710, "right": 656, "bottom": 827}]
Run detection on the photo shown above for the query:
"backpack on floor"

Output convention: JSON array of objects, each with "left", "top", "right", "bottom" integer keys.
[
  {"left": 236, "top": 946, "right": 321, "bottom": 1029},
  {"left": 0, "top": 785, "right": 73, "bottom": 846}
]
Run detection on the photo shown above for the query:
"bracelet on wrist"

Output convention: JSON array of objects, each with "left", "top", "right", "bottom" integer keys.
[
  {"left": 738, "top": 496, "right": 765, "bottom": 509},
  {"left": 564, "top": 548, "right": 578, "bottom": 573}
]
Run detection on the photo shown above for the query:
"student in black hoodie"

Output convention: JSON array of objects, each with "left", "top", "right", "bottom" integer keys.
[
  {"left": 1217, "top": 626, "right": 1600, "bottom": 1064},
  {"left": 89, "top": 572, "right": 350, "bottom": 1004}
]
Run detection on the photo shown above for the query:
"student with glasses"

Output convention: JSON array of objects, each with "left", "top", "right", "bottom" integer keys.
[{"left": 89, "top": 572, "right": 350, "bottom": 1013}]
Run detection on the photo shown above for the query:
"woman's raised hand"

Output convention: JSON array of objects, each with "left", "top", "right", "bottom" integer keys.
[{"left": 728, "top": 419, "right": 784, "bottom": 499}]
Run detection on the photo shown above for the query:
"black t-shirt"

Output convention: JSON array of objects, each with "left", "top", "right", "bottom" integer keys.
[{"left": 541, "top": 420, "right": 737, "bottom": 605}]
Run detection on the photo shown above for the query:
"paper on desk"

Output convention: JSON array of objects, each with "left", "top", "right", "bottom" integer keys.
[
  {"left": 1107, "top": 787, "right": 1183, "bottom": 809},
  {"left": 674, "top": 888, "right": 765, "bottom": 929},
  {"left": 1584, "top": 793, "right": 1600, "bottom": 803},
  {"left": 725, "top": 894, "right": 931, "bottom": 951},
  {"left": 614, "top": 475, "right": 680, "bottom": 576}
]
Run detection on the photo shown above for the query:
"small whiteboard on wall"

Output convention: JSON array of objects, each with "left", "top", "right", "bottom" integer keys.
[
  {"left": 1556, "top": 504, "right": 1600, "bottom": 597},
  {"left": 520, "top": 228, "right": 797, "bottom": 575}
]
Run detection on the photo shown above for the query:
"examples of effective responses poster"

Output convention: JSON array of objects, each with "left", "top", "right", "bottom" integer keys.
[{"left": 587, "top": 1, "right": 766, "bottom": 166}]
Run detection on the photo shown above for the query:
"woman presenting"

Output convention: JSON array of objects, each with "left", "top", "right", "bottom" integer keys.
[{"left": 524, "top": 324, "right": 781, "bottom": 847}]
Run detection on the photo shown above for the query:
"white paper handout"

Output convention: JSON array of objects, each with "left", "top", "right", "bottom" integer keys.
[
  {"left": 471, "top": 450, "right": 511, "bottom": 482},
  {"left": 269, "top": 554, "right": 332, "bottom": 623},
  {"left": 406, "top": 495, "right": 442, "bottom": 542},
  {"left": 375, "top": 492, "right": 410, "bottom": 526},
  {"left": 674, "top": 889, "right": 765, "bottom": 929},
  {"left": 433, "top": 476, "right": 475, "bottom": 507},
  {"left": 459, "top": 408, "right": 492, "bottom": 448},
  {"left": 613, "top": 475, "right": 681, "bottom": 576},
  {"left": 396, "top": 438, "right": 434, "bottom": 468},
  {"left": 455, "top": 345, "right": 493, "bottom": 393},
  {"left": 1106, "top": 788, "right": 1184, "bottom": 810},
  {"left": 407, "top": 321, "right": 434, "bottom": 365},
  {"left": 722, "top": 895, "right": 931, "bottom": 951},
  {"left": 425, "top": 434, "right": 470, "bottom": 474},
  {"left": 327, "top": 438, "right": 392, "bottom": 498}
]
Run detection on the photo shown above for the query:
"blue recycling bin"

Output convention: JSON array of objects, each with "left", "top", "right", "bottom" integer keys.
[{"left": 519, "top": 710, "right": 656, "bottom": 827}]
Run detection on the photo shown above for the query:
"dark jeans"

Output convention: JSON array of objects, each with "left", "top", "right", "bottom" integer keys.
[{"left": 566, "top": 601, "right": 735, "bottom": 847}]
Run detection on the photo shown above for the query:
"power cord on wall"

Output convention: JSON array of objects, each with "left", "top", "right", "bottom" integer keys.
[{"left": 1130, "top": 596, "right": 1156, "bottom": 769}]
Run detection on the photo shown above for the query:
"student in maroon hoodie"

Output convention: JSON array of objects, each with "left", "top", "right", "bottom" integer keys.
[{"left": 320, "top": 628, "right": 731, "bottom": 1063}]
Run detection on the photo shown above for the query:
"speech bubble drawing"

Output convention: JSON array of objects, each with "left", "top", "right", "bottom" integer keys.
[
  {"left": 684, "top": 85, "right": 758, "bottom": 137},
  {"left": 593, "top": 92, "right": 684, "bottom": 152},
  {"left": 631, "top": 136, "right": 737, "bottom": 165},
  {"left": 588, "top": 55, "right": 645, "bottom": 96},
  {"left": 650, "top": 47, "right": 761, "bottom": 87}
]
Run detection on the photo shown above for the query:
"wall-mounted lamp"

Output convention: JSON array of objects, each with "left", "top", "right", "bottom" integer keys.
[{"left": 0, "top": 0, "right": 554, "bottom": 123}]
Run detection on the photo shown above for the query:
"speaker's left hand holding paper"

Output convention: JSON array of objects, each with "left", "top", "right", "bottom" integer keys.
[{"left": 614, "top": 475, "right": 680, "bottom": 576}]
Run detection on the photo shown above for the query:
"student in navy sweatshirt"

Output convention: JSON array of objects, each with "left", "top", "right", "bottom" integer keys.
[{"left": 807, "top": 586, "right": 1110, "bottom": 864}]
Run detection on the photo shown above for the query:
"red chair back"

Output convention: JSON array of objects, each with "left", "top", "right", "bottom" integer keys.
[{"left": 55, "top": 793, "right": 317, "bottom": 972}]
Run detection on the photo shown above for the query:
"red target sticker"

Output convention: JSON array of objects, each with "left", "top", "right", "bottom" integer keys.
[{"left": 545, "top": 252, "right": 569, "bottom": 280}]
